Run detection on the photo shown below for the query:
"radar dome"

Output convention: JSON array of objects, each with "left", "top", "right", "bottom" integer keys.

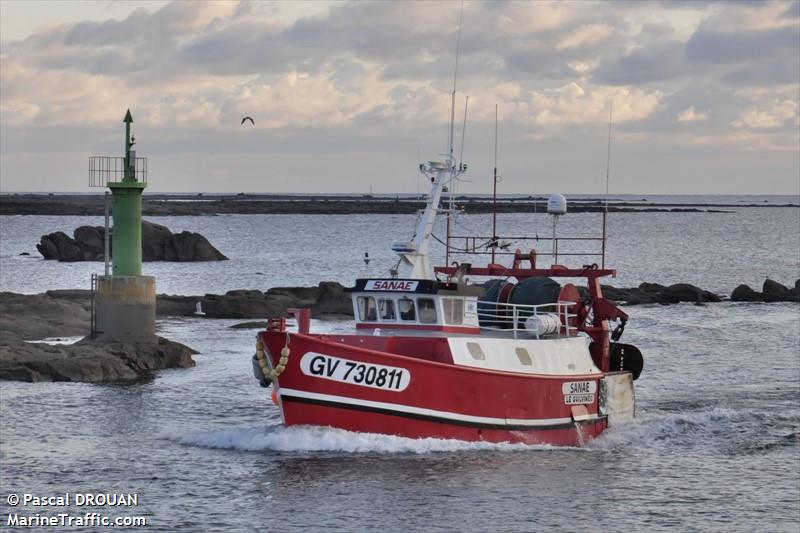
[{"left": 547, "top": 194, "right": 567, "bottom": 215}]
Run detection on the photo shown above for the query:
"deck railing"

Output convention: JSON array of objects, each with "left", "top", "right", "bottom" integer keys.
[
  {"left": 477, "top": 300, "right": 579, "bottom": 339},
  {"left": 448, "top": 235, "right": 604, "bottom": 261}
]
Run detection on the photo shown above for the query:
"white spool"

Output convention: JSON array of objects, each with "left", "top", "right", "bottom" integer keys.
[{"left": 524, "top": 313, "right": 561, "bottom": 337}]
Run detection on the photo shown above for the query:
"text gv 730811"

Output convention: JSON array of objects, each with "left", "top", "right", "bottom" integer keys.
[{"left": 300, "top": 352, "right": 411, "bottom": 391}]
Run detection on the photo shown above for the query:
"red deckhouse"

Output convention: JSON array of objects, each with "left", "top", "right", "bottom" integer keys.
[{"left": 252, "top": 135, "right": 643, "bottom": 446}]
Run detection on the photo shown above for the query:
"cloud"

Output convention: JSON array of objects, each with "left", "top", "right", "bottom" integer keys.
[
  {"left": 0, "top": 0, "right": 798, "bottom": 194},
  {"left": 526, "top": 83, "right": 662, "bottom": 126},
  {"left": 731, "top": 100, "right": 799, "bottom": 129},
  {"left": 557, "top": 22, "right": 615, "bottom": 50},
  {"left": 722, "top": 57, "right": 800, "bottom": 87},
  {"left": 686, "top": 25, "right": 800, "bottom": 65},
  {"left": 593, "top": 42, "right": 688, "bottom": 85},
  {"left": 783, "top": 1, "right": 800, "bottom": 20},
  {"left": 677, "top": 106, "right": 709, "bottom": 122}
]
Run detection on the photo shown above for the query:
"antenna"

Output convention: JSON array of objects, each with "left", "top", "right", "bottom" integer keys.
[
  {"left": 445, "top": 1, "right": 464, "bottom": 267},
  {"left": 448, "top": 1, "right": 464, "bottom": 165},
  {"left": 547, "top": 194, "right": 567, "bottom": 264},
  {"left": 416, "top": 147, "right": 421, "bottom": 196},
  {"left": 459, "top": 95, "right": 469, "bottom": 171},
  {"left": 491, "top": 103, "right": 499, "bottom": 264},
  {"left": 602, "top": 100, "right": 613, "bottom": 269}
]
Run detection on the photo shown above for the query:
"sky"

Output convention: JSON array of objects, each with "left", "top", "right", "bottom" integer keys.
[{"left": 1, "top": 0, "right": 798, "bottom": 195}]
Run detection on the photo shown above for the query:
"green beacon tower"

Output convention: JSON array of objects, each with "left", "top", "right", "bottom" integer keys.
[{"left": 89, "top": 110, "right": 155, "bottom": 341}]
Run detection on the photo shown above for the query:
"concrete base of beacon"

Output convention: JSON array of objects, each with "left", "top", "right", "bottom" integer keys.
[{"left": 96, "top": 275, "right": 156, "bottom": 341}]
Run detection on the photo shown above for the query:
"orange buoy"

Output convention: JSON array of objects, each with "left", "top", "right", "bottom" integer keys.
[{"left": 271, "top": 387, "right": 278, "bottom": 405}]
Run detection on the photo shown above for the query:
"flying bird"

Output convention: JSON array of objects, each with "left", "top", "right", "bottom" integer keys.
[{"left": 241, "top": 116, "right": 254, "bottom": 126}]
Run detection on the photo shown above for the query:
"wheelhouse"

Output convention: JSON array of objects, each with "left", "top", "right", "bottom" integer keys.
[{"left": 349, "top": 278, "right": 481, "bottom": 333}]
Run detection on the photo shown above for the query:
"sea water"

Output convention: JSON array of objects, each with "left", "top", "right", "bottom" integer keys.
[{"left": 1, "top": 201, "right": 798, "bottom": 531}]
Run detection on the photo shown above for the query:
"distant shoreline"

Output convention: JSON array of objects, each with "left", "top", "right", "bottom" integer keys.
[{"left": 1, "top": 193, "right": 797, "bottom": 216}]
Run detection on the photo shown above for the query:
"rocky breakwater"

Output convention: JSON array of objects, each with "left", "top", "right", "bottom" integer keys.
[
  {"left": 37, "top": 220, "right": 227, "bottom": 262},
  {"left": 599, "top": 282, "right": 722, "bottom": 305},
  {"left": 0, "top": 291, "right": 196, "bottom": 383},
  {"left": 159, "top": 281, "right": 353, "bottom": 320},
  {"left": 730, "top": 279, "right": 800, "bottom": 303}
]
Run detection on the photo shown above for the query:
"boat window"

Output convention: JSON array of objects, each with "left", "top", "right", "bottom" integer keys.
[
  {"left": 442, "top": 298, "right": 464, "bottom": 325},
  {"left": 398, "top": 298, "right": 416, "bottom": 321},
  {"left": 357, "top": 296, "right": 377, "bottom": 322},
  {"left": 515, "top": 347, "right": 532, "bottom": 366},
  {"left": 417, "top": 298, "right": 437, "bottom": 324},
  {"left": 378, "top": 299, "right": 396, "bottom": 321},
  {"left": 466, "top": 342, "right": 486, "bottom": 361}
]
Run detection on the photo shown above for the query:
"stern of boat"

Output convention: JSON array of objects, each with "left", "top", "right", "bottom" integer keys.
[{"left": 599, "top": 371, "right": 635, "bottom": 425}]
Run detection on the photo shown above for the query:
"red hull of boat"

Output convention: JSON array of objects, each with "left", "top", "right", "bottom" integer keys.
[{"left": 260, "top": 331, "right": 608, "bottom": 446}]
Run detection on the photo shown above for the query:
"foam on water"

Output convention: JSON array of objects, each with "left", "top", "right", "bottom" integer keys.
[
  {"left": 590, "top": 406, "right": 800, "bottom": 455},
  {"left": 169, "top": 403, "right": 799, "bottom": 457},
  {"left": 168, "top": 424, "right": 557, "bottom": 454},
  {"left": 24, "top": 335, "right": 84, "bottom": 345}
]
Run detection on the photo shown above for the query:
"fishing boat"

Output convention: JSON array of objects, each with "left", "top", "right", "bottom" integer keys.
[{"left": 252, "top": 128, "right": 643, "bottom": 446}]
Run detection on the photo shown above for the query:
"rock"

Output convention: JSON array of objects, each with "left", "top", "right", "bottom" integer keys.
[
  {"left": 230, "top": 321, "right": 269, "bottom": 329},
  {"left": 142, "top": 221, "right": 173, "bottom": 260},
  {"left": 311, "top": 282, "right": 352, "bottom": 316},
  {"left": 600, "top": 285, "right": 644, "bottom": 304},
  {"left": 19, "top": 252, "right": 29, "bottom": 256},
  {"left": 0, "top": 336, "right": 196, "bottom": 383},
  {"left": 37, "top": 231, "right": 84, "bottom": 262},
  {"left": 728, "top": 279, "right": 800, "bottom": 303},
  {"left": 763, "top": 279, "right": 800, "bottom": 302},
  {"left": 600, "top": 282, "right": 720, "bottom": 305},
  {"left": 168, "top": 290, "right": 290, "bottom": 319},
  {"left": 265, "top": 286, "right": 319, "bottom": 311},
  {"left": 167, "top": 230, "right": 228, "bottom": 261},
  {"left": 201, "top": 291, "right": 273, "bottom": 319},
  {"left": 36, "top": 236, "right": 59, "bottom": 259},
  {"left": 1, "top": 291, "right": 90, "bottom": 341},
  {"left": 763, "top": 279, "right": 789, "bottom": 302},
  {"left": 0, "top": 292, "right": 196, "bottom": 383},
  {"left": 661, "top": 283, "right": 721, "bottom": 304},
  {"left": 74, "top": 225, "right": 105, "bottom": 256},
  {"left": 638, "top": 282, "right": 667, "bottom": 293},
  {"left": 731, "top": 284, "right": 762, "bottom": 302},
  {"left": 154, "top": 283, "right": 354, "bottom": 319},
  {"left": 37, "top": 220, "right": 227, "bottom": 262},
  {"left": 226, "top": 289, "right": 268, "bottom": 299}
]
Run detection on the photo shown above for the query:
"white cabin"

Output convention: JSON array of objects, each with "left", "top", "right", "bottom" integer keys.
[{"left": 349, "top": 278, "right": 481, "bottom": 333}]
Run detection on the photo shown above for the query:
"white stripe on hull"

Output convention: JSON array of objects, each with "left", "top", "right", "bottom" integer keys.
[{"left": 278, "top": 387, "right": 602, "bottom": 428}]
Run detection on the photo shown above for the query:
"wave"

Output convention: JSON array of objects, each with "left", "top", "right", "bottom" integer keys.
[
  {"left": 168, "top": 424, "right": 556, "bottom": 454},
  {"left": 590, "top": 406, "right": 800, "bottom": 455},
  {"left": 168, "top": 403, "right": 799, "bottom": 456}
]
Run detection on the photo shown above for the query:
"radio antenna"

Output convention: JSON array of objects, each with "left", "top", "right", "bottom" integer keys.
[
  {"left": 445, "top": 1, "right": 464, "bottom": 268},
  {"left": 491, "top": 103, "right": 499, "bottom": 264},
  {"left": 448, "top": 1, "right": 464, "bottom": 166},
  {"left": 459, "top": 95, "right": 469, "bottom": 171},
  {"left": 602, "top": 100, "right": 613, "bottom": 268}
]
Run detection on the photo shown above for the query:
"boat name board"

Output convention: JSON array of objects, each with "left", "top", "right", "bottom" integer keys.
[
  {"left": 364, "top": 280, "right": 419, "bottom": 292},
  {"left": 562, "top": 381, "right": 597, "bottom": 405},
  {"left": 300, "top": 352, "right": 411, "bottom": 392}
]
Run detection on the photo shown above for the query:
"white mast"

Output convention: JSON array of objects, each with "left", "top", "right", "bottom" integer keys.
[{"left": 392, "top": 4, "right": 466, "bottom": 280}]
